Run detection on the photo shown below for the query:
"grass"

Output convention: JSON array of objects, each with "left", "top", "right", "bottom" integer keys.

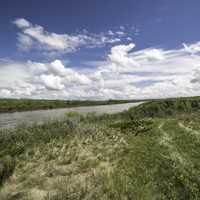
[{"left": 1, "top": 99, "right": 200, "bottom": 199}]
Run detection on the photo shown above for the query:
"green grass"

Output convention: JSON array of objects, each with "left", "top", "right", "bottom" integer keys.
[{"left": 1, "top": 98, "right": 200, "bottom": 199}]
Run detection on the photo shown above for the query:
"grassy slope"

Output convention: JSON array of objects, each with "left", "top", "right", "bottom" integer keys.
[
  {"left": 0, "top": 99, "right": 142, "bottom": 113},
  {"left": 127, "top": 96, "right": 200, "bottom": 118},
  {"left": 1, "top": 99, "right": 200, "bottom": 199}
]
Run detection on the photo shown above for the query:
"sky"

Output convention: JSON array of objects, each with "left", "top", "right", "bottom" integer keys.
[{"left": 1, "top": 0, "right": 200, "bottom": 100}]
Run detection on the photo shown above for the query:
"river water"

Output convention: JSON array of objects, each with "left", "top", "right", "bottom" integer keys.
[{"left": 0, "top": 102, "right": 143, "bottom": 129}]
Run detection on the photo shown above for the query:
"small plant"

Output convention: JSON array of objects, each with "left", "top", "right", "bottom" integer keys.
[
  {"left": 0, "top": 156, "right": 15, "bottom": 186},
  {"left": 65, "top": 111, "right": 82, "bottom": 118}
]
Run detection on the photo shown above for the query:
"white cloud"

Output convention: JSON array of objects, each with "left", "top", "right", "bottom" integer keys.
[
  {"left": 183, "top": 42, "right": 200, "bottom": 54},
  {"left": 23, "top": 26, "right": 68, "bottom": 51},
  {"left": 13, "top": 18, "right": 134, "bottom": 54},
  {"left": 108, "top": 43, "right": 140, "bottom": 69},
  {"left": 40, "top": 74, "right": 65, "bottom": 90},
  {"left": 17, "top": 33, "right": 33, "bottom": 51},
  {"left": 0, "top": 59, "right": 92, "bottom": 98},
  {"left": 13, "top": 18, "right": 30, "bottom": 28},
  {"left": 144, "top": 49, "right": 165, "bottom": 61},
  {"left": 0, "top": 89, "right": 11, "bottom": 97},
  {"left": 1, "top": 41, "right": 200, "bottom": 99},
  {"left": 48, "top": 60, "right": 91, "bottom": 84},
  {"left": 48, "top": 60, "right": 67, "bottom": 76},
  {"left": 14, "top": 18, "right": 85, "bottom": 52}
]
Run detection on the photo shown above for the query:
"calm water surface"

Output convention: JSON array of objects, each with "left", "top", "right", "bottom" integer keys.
[{"left": 0, "top": 102, "right": 143, "bottom": 129}]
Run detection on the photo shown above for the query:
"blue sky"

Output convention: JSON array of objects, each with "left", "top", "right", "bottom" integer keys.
[{"left": 1, "top": 0, "right": 200, "bottom": 99}]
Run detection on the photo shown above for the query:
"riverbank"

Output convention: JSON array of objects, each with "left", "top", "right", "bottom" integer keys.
[
  {"left": 0, "top": 99, "right": 144, "bottom": 113},
  {"left": 0, "top": 102, "right": 142, "bottom": 129},
  {"left": 1, "top": 99, "right": 200, "bottom": 199}
]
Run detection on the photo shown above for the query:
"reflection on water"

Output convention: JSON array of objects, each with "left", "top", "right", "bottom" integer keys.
[{"left": 0, "top": 102, "right": 143, "bottom": 129}]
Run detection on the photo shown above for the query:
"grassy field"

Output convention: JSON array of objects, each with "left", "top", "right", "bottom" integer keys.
[
  {"left": 1, "top": 98, "right": 200, "bottom": 199},
  {"left": 0, "top": 99, "right": 142, "bottom": 113}
]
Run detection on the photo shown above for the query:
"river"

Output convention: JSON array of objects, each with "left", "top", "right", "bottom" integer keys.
[{"left": 0, "top": 102, "right": 143, "bottom": 129}]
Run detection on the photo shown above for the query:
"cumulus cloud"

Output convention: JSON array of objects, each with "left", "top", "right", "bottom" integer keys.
[
  {"left": 108, "top": 43, "right": 139, "bottom": 69},
  {"left": 13, "top": 18, "right": 135, "bottom": 54},
  {"left": 0, "top": 59, "right": 93, "bottom": 99},
  {"left": 1, "top": 41, "right": 200, "bottom": 99},
  {"left": 48, "top": 60, "right": 91, "bottom": 84},
  {"left": 40, "top": 74, "right": 65, "bottom": 90},
  {"left": 48, "top": 60, "right": 67, "bottom": 76}
]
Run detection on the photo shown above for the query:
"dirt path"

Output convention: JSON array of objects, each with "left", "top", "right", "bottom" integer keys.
[
  {"left": 158, "top": 121, "right": 185, "bottom": 165},
  {"left": 158, "top": 122, "right": 172, "bottom": 147},
  {"left": 178, "top": 122, "right": 200, "bottom": 136}
]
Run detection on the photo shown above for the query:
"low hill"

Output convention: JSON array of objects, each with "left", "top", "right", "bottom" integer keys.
[{"left": 127, "top": 96, "right": 200, "bottom": 119}]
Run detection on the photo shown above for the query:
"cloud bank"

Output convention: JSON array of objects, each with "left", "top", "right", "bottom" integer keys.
[{"left": 1, "top": 41, "right": 200, "bottom": 99}]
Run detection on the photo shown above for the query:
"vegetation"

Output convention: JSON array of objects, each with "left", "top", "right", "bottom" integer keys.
[
  {"left": 127, "top": 96, "right": 200, "bottom": 119},
  {"left": 1, "top": 97, "right": 200, "bottom": 199},
  {"left": 0, "top": 98, "right": 143, "bottom": 113}
]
